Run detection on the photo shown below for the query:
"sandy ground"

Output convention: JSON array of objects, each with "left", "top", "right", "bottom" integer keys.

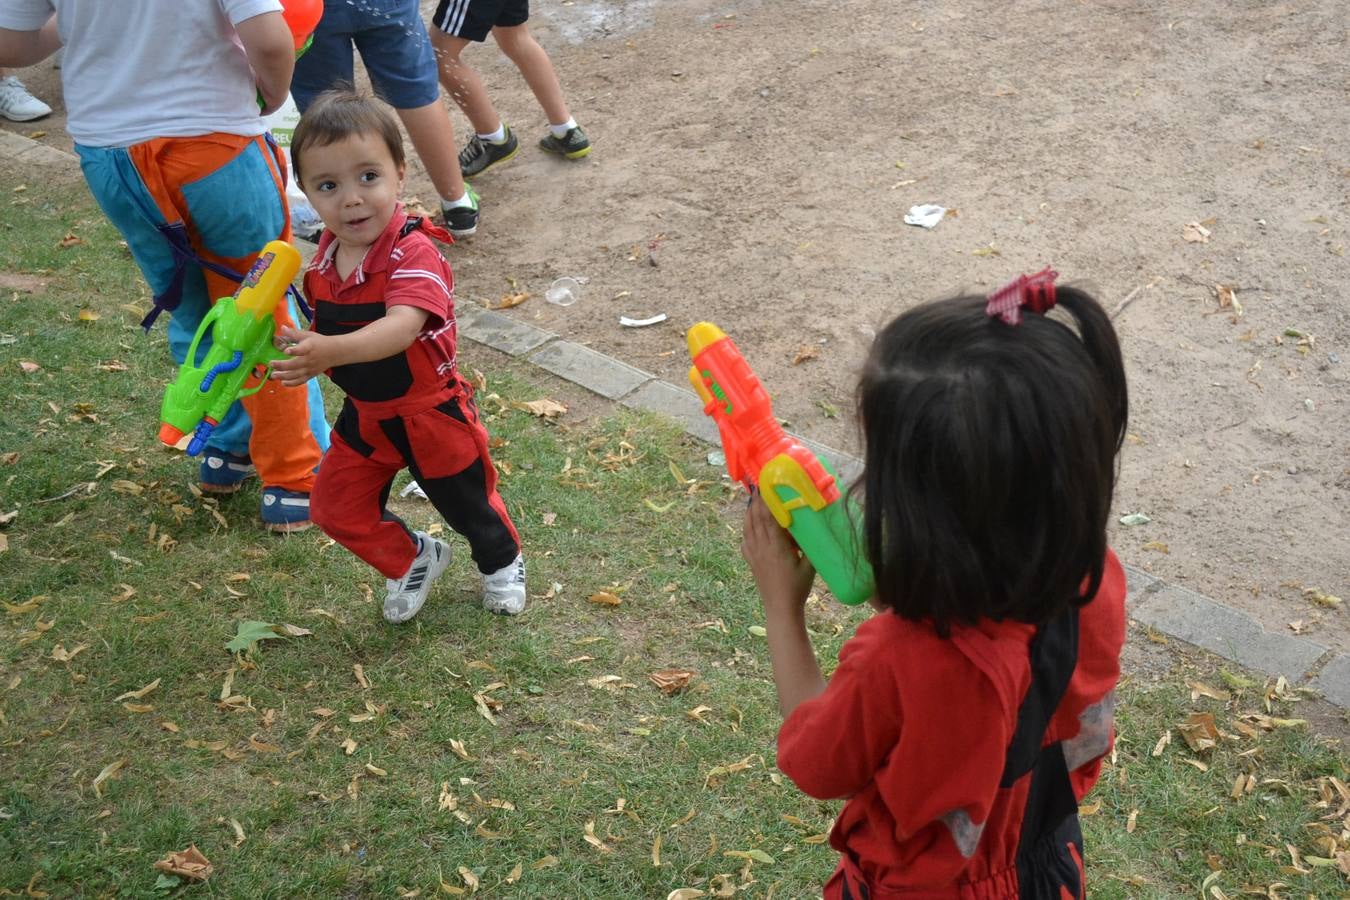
[{"left": 5, "top": 0, "right": 1347, "bottom": 652}]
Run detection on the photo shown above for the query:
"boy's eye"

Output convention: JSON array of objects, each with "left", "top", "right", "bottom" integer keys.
[
  {"left": 360, "top": 170, "right": 379, "bottom": 183},
  {"left": 316, "top": 180, "right": 336, "bottom": 192}
]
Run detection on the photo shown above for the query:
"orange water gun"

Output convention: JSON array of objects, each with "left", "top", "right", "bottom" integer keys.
[{"left": 687, "top": 322, "right": 874, "bottom": 605}]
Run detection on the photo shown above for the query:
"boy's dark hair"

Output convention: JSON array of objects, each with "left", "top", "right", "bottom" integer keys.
[
  {"left": 289, "top": 88, "right": 405, "bottom": 189},
  {"left": 855, "top": 287, "right": 1128, "bottom": 636}
]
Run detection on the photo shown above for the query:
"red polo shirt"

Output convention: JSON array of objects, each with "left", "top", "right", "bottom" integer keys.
[{"left": 304, "top": 207, "right": 459, "bottom": 404}]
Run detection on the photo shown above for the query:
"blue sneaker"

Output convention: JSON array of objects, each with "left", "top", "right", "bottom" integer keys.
[
  {"left": 199, "top": 449, "right": 255, "bottom": 494},
  {"left": 260, "top": 487, "right": 312, "bottom": 533}
]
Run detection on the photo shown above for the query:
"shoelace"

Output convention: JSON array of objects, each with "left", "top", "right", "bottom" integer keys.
[{"left": 459, "top": 137, "right": 485, "bottom": 167}]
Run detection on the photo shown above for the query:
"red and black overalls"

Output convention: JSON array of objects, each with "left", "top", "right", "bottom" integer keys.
[{"left": 304, "top": 211, "right": 520, "bottom": 580}]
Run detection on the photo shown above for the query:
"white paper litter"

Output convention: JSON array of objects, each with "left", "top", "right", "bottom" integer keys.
[
  {"left": 619, "top": 313, "right": 668, "bottom": 328},
  {"left": 399, "top": 481, "right": 428, "bottom": 500},
  {"left": 904, "top": 204, "right": 948, "bottom": 229}
]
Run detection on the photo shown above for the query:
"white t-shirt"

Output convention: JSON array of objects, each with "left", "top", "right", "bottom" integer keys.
[{"left": 0, "top": 0, "right": 281, "bottom": 147}]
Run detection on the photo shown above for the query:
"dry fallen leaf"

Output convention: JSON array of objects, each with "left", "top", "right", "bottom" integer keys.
[
  {"left": 449, "top": 738, "right": 473, "bottom": 761},
  {"left": 153, "top": 845, "right": 213, "bottom": 881},
  {"left": 648, "top": 669, "right": 696, "bottom": 695},
  {"left": 222, "top": 817, "right": 246, "bottom": 847},
  {"left": 113, "top": 678, "right": 161, "bottom": 702},
  {"left": 92, "top": 758, "right": 127, "bottom": 797},
  {"left": 1305, "top": 587, "right": 1343, "bottom": 609},
  {"left": 248, "top": 734, "right": 280, "bottom": 753},
  {"left": 583, "top": 819, "right": 612, "bottom": 853},
  {"left": 491, "top": 291, "right": 531, "bottom": 310},
  {"left": 513, "top": 398, "right": 567, "bottom": 418},
  {"left": 50, "top": 643, "right": 91, "bottom": 663},
  {"left": 354, "top": 663, "right": 371, "bottom": 689},
  {"left": 1177, "top": 712, "right": 1220, "bottom": 752},
  {"left": 588, "top": 591, "right": 622, "bottom": 607},
  {"left": 1188, "top": 681, "right": 1232, "bottom": 702},
  {"left": 791, "top": 345, "right": 820, "bottom": 365},
  {"left": 341, "top": 738, "right": 358, "bottom": 756}
]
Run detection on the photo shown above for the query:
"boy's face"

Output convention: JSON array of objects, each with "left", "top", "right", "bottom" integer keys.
[{"left": 298, "top": 133, "right": 405, "bottom": 251}]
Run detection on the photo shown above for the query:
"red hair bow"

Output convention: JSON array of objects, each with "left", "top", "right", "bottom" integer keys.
[{"left": 985, "top": 267, "right": 1059, "bottom": 325}]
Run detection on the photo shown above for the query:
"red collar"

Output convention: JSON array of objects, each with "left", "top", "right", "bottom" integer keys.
[{"left": 312, "top": 205, "right": 411, "bottom": 285}]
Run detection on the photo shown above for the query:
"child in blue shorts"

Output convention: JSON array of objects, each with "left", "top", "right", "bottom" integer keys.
[{"left": 292, "top": 0, "right": 483, "bottom": 237}]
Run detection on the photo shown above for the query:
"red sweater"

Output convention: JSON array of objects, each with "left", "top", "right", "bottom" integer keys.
[{"left": 777, "top": 552, "right": 1126, "bottom": 898}]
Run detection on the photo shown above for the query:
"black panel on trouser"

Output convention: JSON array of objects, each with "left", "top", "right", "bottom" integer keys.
[
  {"left": 378, "top": 412, "right": 518, "bottom": 574},
  {"left": 376, "top": 474, "right": 416, "bottom": 549},
  {"left": 333, "top": 400, "right": 376, "bottom": 457}
]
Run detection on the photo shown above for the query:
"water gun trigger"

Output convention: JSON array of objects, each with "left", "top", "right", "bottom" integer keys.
[{"left": 759, "top": 454, "right": 830, "bottom": 528}]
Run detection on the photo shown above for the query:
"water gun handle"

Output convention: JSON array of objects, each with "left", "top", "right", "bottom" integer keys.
[{"left": 186, "top": 419, "right": 218, "bottom": 457}]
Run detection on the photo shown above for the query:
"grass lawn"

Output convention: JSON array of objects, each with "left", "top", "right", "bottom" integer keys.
[{"left": 1, "top": 176, "right": 1348, "bottom": 899}]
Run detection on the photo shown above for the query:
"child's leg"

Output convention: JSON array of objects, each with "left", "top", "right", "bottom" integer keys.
[
  {"left": 396, "top": 102, "right": 469, "bottom": 202},
  {"left": 311, "top": 417, "right": 420, "bottom": 580},
  {"left": 398, "top": 394, "right": 519, "bottom": 574},
  {"left": 490, "top": 24, "right": 569, "bottom": 126},
  {"left": 427, "top": 29, "right": 502, "bottom": 135}
]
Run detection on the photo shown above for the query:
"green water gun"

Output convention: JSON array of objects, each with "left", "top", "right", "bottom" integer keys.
[{"left": 157, "top": 241, "right": 298, "bottom": 457}]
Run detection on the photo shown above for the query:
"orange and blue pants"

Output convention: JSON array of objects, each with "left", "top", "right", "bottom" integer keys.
[{"left": 76, "top": 132, "right": 329, "bottom": 491}]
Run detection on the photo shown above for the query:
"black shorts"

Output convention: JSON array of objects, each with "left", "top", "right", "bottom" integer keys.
[{"left": 431, "top": 0, "right": 529, "bottom": 42}]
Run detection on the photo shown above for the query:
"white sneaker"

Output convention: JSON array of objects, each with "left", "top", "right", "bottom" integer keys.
[
  {"left": 384, "top": 532, "right": 451, "bottom": 623},
  {"left": 0, "top": 76, "right": 51, "bottom": 122},
  {"left": 482, "top": 553, "right": 526, "bottom": 616},
  {"left": 398, "top": 480, "right": 429, "bottom": 500}
]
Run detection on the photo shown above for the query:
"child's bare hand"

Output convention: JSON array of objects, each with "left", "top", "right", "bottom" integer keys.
[
  {"left": 742, "top": 490, "right": 816, "bottom": 616},
  {"left": 270, "top": 326, "right": 335, "bottom": 387}
]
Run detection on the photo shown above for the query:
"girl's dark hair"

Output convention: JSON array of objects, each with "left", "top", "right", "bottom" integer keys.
[
  {"left": 289, "top": 88, "right": 405, "bottom": 189},
  {"left": 856, "top": 287, "right": 1127, "bottom": 635}
]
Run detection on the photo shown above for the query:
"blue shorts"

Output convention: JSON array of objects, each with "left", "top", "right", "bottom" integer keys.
[{"left": 292, "top": 0, "right": 441, "bottom": 112}]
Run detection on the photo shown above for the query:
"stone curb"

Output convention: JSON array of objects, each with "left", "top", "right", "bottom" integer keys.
[{"left": 6, "top": 130, "right": 1344, "bottom": 708}]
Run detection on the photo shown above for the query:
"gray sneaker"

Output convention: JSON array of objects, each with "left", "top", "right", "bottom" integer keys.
[
  {"left": 458, "top": 126, "right": 518, "bottom": 178},
  {"left": 538, "top": 125, "right": 591, "bottom": 160},
  {"left": 482, "top": 553, "right": 526, "bottom": 616},
  {"left": 384, "top": 532, "right": 451, "bottom": 623}
]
